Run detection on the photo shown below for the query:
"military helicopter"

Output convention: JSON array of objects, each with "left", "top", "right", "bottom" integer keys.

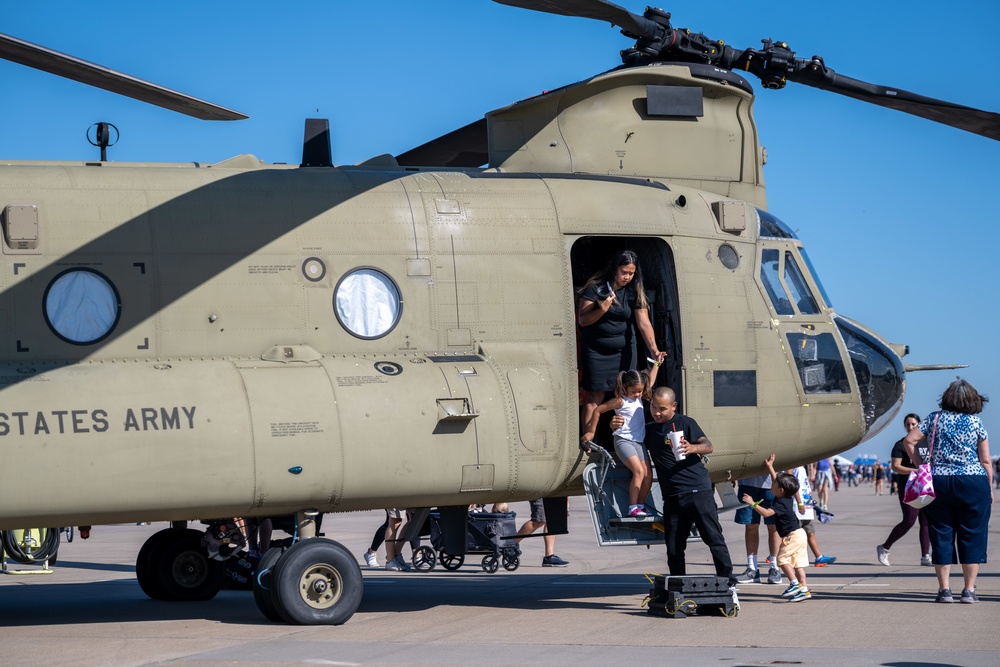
[{"left": 0, "top": 0, "right": 995, "bottom": 625}]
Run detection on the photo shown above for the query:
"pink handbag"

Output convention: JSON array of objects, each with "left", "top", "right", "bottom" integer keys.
[{"left": 903, "top": 414, "right": 937, "bottom": 508}]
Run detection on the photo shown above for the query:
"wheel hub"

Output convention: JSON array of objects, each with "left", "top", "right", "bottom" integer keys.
[
  {"left": 299, "top": 563, "right": 343, "bottom": 610},
  {"left": 172, "top": 550, "right": 209, "bottom": 588}
]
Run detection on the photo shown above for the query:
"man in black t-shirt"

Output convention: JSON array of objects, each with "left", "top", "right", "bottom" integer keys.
[{"left": 642, "top": 387, "right": 735, "bottom": 584}]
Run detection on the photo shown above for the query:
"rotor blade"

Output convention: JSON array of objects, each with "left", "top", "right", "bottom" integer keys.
[
  {"left": 395, "top": 118, "right": 489, "bottom": 168},
  {"left": 491, "top": 0, "right": 661, "bottom": 40},
  {"left": 0, "top": 32, "right": 247, "bottom": 121},
  {"left": 792, "top": 68, "right": 1000, "bottom": 141}
]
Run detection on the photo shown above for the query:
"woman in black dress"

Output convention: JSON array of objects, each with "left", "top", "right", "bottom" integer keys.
[{"left": 578, "top": 250, "right": 665, "bottom": 434}]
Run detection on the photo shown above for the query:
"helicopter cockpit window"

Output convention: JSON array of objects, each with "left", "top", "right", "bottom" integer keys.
[
  {"left": 835, "top": 317, "right": 904, "bottom": 435},
  {"left": 785, "top": 332, "right": 850, "bottom": 394},
  {"left": 760, "top": 249, "right": 793, "bottom": 315},
  {"left": 799, "top": 247, "right": 832, "bottom": 308},
  {"left": 783, "top": 252, "right": 820, "bottom": 315},
  {"left": 334, "top": 268, "right": 402, "bottom": 339},
  {"left": 43, "top": 268, "right": 121, "bottom": 345},
  {"left": 757, "top": 209, "right": 797, "bottom": 239}
]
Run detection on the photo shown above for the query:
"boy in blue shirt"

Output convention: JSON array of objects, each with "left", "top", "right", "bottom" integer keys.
[{"left": 741, "top": 454, "right": 811, "bottom": 602}]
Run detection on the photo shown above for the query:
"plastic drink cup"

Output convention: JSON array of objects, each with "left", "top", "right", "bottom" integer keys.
[{"left": 667, "top": 430, "right": 685, "bottom": 460}]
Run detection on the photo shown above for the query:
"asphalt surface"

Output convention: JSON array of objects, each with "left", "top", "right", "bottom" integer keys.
[{"left": 0, "top": 481, "right": 996, "bottom": 666}]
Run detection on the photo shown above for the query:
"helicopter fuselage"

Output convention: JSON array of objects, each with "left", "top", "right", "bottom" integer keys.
[{"left": 0, "top": 67, "right": 903, "bottom": 529}]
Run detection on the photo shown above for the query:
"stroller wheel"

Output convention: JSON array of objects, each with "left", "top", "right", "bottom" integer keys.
[
  {"left": 482, "top": 555, "right": 499, "bottom": 574},
  {"left": 412, "top": 546, "right": 436, "bottom": 571},
  {"left": 501, "top": 552, "right": 519, "bottom": 571},
  {"left": 439, "top": 552, "right": 464, "bottom": 571}
]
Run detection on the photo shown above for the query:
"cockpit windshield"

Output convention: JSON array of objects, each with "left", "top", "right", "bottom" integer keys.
[
  {"left": 783, "top": 252, "right": 819, "bottom": 315},
  {"left": 799, "top": 248, "right": 832, "bottom": 308},
  {"left": 759, "top": 248, "right": 822, "bottom": 316},
  {"left": 758, "top": 209, "right": 829, "bottom": 311},
  {"left": 835, "top": 317, "right": 904, "bottom": 438},
  {"left": 760, "top": 249, "right": 793, "bottom": 315},
  {"left": 757, "top": 209, "right": 797, "bottom": 239}
]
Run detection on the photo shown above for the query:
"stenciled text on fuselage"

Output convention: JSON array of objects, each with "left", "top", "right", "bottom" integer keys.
[{"left": 0, "top": 406, "right": 197, "bottom": 436}]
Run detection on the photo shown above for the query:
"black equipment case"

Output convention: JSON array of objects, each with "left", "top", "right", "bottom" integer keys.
[{"left": 646, "top": 575, "right": 738, "bottom": 618}]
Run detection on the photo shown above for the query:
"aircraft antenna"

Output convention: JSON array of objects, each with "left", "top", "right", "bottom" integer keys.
[{"left": 86, "top": 121, "right": 118, "bottom": 162}]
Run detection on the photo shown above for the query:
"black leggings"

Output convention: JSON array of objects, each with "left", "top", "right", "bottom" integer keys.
[
  {"left": 369, "top": 512, "right": 390, "bottom": 552},
  {"left": 883, "top": 491, "right": 930, "bottom": 554}
]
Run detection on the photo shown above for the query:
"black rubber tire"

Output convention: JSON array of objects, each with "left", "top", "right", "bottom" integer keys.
[
  {"left": 439, "top": 552, "right": 464, "bottom": 571},
  {"left": 270, "top": 539, "right": 363, "bottom": 625},
  {"left": 252, "top": 546, "right": 286, "bottom": 622},
  {"left": 146, "top": 528, "right": 224, "bottom": 601},
  {"left": 413, "top": 546, "right": 436, "bottom": 571},
  {"left": 482, "top": 555, "right": 499, "bottom": 573},
  {"left": 135, "top": 529, "right": 178, "bottom": 600},
  {"left": 502, "top": 553, "right": 519, "bottom": 571}
]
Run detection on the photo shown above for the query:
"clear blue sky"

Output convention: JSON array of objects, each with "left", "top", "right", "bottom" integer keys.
[{"left": 3, "top": 1, "right": 997, "bottom": 463}]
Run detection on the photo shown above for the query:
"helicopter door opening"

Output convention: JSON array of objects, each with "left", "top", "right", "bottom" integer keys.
[
  {"left": 571, "top": 236, "right": 680, "bottom": 548},
  {"left": 569, "top": 236, "right": 682, "bottom": 432}
]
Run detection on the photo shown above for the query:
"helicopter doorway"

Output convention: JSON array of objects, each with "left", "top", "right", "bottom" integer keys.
[{"left": 570, "top": 236, "right": 683, "bottom": 424}]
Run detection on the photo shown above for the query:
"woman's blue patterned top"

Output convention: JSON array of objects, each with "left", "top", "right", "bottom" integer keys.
[{"left": 919, "top": 411, "right": 989, "bottom": 476}]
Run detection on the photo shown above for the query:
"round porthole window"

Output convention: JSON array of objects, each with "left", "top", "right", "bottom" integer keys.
[
  {"left": 43, "top": 268, "right": 122, "bottom": 345},
  {"left": 334, "top": 268, "right": 402, "bottom": 339},
  {"left": 718, "top": 244, "right": 739, "bottom": 270}
]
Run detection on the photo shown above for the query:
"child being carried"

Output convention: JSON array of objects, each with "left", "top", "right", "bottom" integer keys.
[{"left": 582, "top": 362, "right": 659, "bottom": 517}]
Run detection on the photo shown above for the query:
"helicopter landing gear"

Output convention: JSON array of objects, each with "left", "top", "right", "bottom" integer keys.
[
  {"left": 253, "top": 538, "right": 362, "bottom": 625},
  {"left": 252, "top": 544, "right": 288, "bottom": 622},
  {"left": 135, "top": 528, "right": 224, "bottom": 601}
]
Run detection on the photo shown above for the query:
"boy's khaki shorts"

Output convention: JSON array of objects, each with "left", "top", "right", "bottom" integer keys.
[{"left": 776, "top": 528, "right": 809, "bottom": 569}]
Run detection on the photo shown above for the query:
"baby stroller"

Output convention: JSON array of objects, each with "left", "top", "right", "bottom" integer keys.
[{"left": 415, "top": 509, "right": 521, "bottom": 573}]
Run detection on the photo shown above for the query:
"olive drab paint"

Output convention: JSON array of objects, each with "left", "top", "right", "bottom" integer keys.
[
  {"left": 0, "top": 61, "right": 904, "bottom": 529},
  {"left": 1, "top": 0, "right": 988, "bottom": 625}
]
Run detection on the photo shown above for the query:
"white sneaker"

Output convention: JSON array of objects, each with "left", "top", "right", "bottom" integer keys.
[
  {"left": 876, "top": 544, "right": 890, "bottom": 566},
  {"left": 384, "top": 558, "right": 403, "bottom": 571},
  {"left": 920, "top": 554, "right": 933, "bottom": 566},
  {"left": 364, "top": 551, "right": 380, "bottom": 568}
]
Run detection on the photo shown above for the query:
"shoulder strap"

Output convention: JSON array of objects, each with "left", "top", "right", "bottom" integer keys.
[{"left": 928, "top": 413, "right": 940, "bottom": 456}]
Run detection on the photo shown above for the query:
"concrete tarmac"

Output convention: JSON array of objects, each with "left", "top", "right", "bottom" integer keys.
[{"left": 0, "top": 481, "right": 996, "bottom": 666}]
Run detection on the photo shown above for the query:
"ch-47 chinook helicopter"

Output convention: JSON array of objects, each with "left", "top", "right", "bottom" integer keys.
[{"left": 0, "top": 0, "right": 995, "bottom": 624}]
